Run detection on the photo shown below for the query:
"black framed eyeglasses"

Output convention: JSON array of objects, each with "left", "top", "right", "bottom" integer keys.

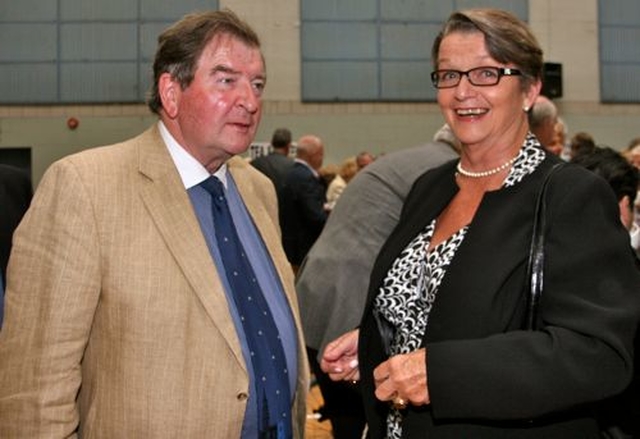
[{"left": 430, "top": 66, "right": 522, "bottom": 89}]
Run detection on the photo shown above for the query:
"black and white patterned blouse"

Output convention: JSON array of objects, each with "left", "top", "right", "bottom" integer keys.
[{"left": 373, "top": 134, "right": 545, "bottom": 439}]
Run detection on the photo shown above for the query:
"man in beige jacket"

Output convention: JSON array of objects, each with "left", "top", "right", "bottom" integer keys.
[{"left": 0, "top": 10, "right": 308, "bottom": 438}]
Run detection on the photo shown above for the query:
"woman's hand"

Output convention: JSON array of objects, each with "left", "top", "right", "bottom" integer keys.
[
  {"left": 320, "top": 329, "right": 360, "bottom": 382},
  {"left": 373, "top": 348, "right": 430, "bottom": 408}
]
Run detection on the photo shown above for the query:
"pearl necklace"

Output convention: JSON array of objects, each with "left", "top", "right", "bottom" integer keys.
[{"left": 456, "top": 156, "right": 518, "bottom": 178}]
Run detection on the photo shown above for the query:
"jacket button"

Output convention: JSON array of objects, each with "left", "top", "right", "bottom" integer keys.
[{"left": 237, "top": 392, "right": 249, "bottom": 401}]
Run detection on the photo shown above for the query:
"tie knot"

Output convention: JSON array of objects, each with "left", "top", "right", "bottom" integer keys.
[{"left": 201, "top": 176, "right": 225, "bottom": 200}]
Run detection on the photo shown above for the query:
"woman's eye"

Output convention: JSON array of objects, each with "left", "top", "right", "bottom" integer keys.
[
  {"left": 480, "top": 69, "right": 498, "bottom": 78},
  {"left": 443, "top": 71, "right": 458, "bottom": 80}
]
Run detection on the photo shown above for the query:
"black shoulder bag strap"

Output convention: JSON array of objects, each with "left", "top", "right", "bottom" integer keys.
[{"left": 524, "top": 163, "right": 565, "bottom": 331}]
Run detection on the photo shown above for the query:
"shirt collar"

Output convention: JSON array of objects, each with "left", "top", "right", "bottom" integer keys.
[{"left": 158, "top": 121, "right": 228, "bottom": 189}]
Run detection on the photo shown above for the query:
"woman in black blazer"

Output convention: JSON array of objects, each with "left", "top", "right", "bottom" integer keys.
[{"left": 321, "top": 8, "right": 640, "bottom": 438}]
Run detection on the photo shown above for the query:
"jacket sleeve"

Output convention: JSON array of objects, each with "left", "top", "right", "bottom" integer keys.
[
  {"left": 0, "top": 159, "right": 100, "bottom": 438},
  {"left": 428, "top": 169, "right": 640, "bottom": 420}
]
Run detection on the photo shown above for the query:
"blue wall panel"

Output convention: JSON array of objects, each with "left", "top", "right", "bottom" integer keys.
[
  {"left": 0, "top": 0, "right": 219, "bottom": 104},
  {"left": 301, "top": 0, "right": 528, "bottom": 102}
]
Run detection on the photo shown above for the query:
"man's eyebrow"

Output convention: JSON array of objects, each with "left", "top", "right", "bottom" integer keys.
[
  {"left": 211, "top": 65, "right": 238, "bottom": 75},
  {"left": 210, "top": 64, "right": 266, "bottom": 82}
]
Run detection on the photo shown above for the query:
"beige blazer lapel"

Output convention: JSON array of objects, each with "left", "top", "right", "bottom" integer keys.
[{"left": 136, "top": 127, "right": 245, "bottom": 369}]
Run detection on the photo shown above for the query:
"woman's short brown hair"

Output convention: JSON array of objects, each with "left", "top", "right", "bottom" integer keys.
[
  {"left": 431, "top": 8, "right": 543, "bottom": 90},
  {"left": 147, "top": 9, "right": 261, "bottom": 114}
]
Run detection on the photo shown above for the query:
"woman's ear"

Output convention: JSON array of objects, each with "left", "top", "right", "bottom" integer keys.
[{"left": 523, "top": 79, "right": 542, "bottom": 112}]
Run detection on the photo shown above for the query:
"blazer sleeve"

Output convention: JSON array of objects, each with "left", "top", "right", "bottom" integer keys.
[
  {"left": 0, "top": 159, "right": 100, "bottom": 438},
  {"left": 427, "top": 168, "right": 640, "bottom": 421}
]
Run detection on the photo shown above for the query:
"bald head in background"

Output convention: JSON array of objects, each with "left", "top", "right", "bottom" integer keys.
[
  {"left": 528, "top": 95, "right": 558, "bottom": 152},
  {"left": 295, "top": 135, "right": 324, "bottom": 172}
]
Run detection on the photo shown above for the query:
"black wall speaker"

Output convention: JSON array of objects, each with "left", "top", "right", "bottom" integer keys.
[{"left": 542, "top": 62, "right": 563, "bottom": 99}]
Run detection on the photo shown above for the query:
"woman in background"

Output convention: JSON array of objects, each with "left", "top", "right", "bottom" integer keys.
[{"left": 326, "top": 156, "right": 359, "bottom": 211}]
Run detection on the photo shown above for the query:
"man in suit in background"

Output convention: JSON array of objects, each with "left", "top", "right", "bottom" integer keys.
[
  {"left": 0, "top": 10, "right": 308, "bottom": 438},
  {"left": 0, "top": 164, "right": 32, "bottom": 327},
  {"left": 280, "top": 134, "right": 327, "bottom": 273},
  {"left": 295, "top": 125, "right": 459, "bottom": 439},
  {"left": 251, "top": 127, "right": 295, "bottom": 194},
  {"left": 251, "top": 127, "right": 295, "bottom": 230}
]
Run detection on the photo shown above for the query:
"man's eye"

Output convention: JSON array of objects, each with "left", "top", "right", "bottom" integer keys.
[{"left": 253, "top": 80, "right": 265, "bottom": 92}]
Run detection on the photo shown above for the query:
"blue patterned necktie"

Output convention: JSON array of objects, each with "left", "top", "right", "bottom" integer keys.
[{"left": 200, "top": 176, "right": 292, "bottom": 439}]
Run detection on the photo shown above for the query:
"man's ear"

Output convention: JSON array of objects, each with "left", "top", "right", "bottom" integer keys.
[
  {"left": 158, "top": 73, "right": 179, "bottom": 119},
  {"left": 619, "top": 195, "right": 634, "bottom": 230}
]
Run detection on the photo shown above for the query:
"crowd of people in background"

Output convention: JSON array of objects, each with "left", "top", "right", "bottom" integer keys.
[{"left": 250, "top": 127, "right": 380, "bottom": 277}]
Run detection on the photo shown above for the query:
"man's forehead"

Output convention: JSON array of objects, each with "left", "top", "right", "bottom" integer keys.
[
  {"left": 206, "top": 33, "right": 259, "bottom": 53},
  {"left": 202, "top": 33, "right": 264, "bottom": 70}
]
